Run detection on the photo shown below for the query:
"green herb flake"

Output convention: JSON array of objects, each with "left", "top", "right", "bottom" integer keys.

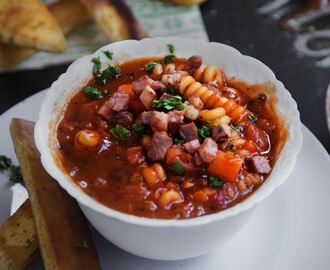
[
  {"left": 84, "top": 86, "right": 103, "bottom": 100},
  {"left": 208, "top": 176, "right": 224, "bottom": 189},
  {"left": 9, "top": 165, "right": 23, "bottom": 183},
  {"left": 163, "top": 54, "right": 176, "bottom": 64},
  {"left": 167, "top": 43, "right": 175, "bottom": 54},
  {"left": 110, "top": 124, "right": 131, "bottom": 141},
  {"left": 172, "top": 162, "right": 185, "bottom": 175},
  {"left": 146, "top": 61, "right": 157, "bottom": 74},
  {"left": 132, "top": 123, "right": 149, "bottom": 136},
  {"left": 103, "top": 50, "right": 113, "bottom": 60},
  {"left": 152, "top": 96, "right": 185, "bottom": 112},
  {"left": 95, "top": 65, "right": 121, "bottom": 85},
  {"left": 0, "top": 155, "right": 12, "bottom": 170},
  {"left": 248, "top": 114, "right": 258, "bottom": 124},
  {"left": 73, "top": 241, "right": 88, "bottom": 250},
  {"left": 91, "top": 57, "right": 101, "bottom": 75},
  {"left": 198, "top": 126, "right": 211, "bottom": 139},
  {"left": 173, "top": 138, "right": 184, "bottom": 145}
]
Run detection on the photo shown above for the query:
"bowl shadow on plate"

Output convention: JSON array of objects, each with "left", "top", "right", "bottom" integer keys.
[{"left": 92, "top": 188, "right": 287, "bottom": 270}]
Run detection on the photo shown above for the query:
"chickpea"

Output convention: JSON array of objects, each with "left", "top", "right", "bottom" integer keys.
[
  {"left": 158, "top": 190, "right": 182, "bottom": 208},
  {"left": 74, "top": 129, "right": 101, "bottom": 154},
  {"left": 152, "top": 163, "right": 166, "bottom": 181}
]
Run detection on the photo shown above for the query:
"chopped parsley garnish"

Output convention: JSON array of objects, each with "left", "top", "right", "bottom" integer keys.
[
  {"left": 152, "top": 96, "right": 185, "bottom": 112},
  {"left": 198, "top": 126, "right": 211, "bottom": 139},
  {"left": 110, "top": 124, "right": 131, "bottom": 141},
  {"left": 165, "top": 87, "right": 175, "bottom": 95},
  {"left": 208, "top": 176, "right": 224, "bottom": 189},
  {"left": 91, "top": 57, "right": 101, "bottom": 75},
  {"left": 0, "top": 155, "right": 12, "bottom": 170},
  {"left": 132, "top": 123, "right": 149, "bottom": 136},
  {"left": 152, "top": 95, "right": 185, "bottom": 112},
  {"left": 163, "top": 44, "right": 176, "bottom": 64},
  {"left": 173, "top": 138, "right": 184, "bottom": 145},
  {"left": 167, "top": 43, "right": 175, "bottom": 54},
  {"left": 84, "top": 86, "right": 103, "bottom": 100},
  {"left": 103, "top": 50, "right": 113, "bottom": 60},
  {"left": 9, "top": 165, "right": 23, "bottom": 183},
  {"left": 94, "top": 65, "right": 121, "bottom": 85},
  {"left": 248, "top": 114, "right": 258, "bottom": 123},
  {"left": 0, "top": 155, "right": 23, "bottom": 184},
  {"left": 163, "top": 54, "right": 176, "bottom": 64},
  {"left": 230, "top": 124, "right": 241, "bottom": 133},
  {"left": 172, "top": 162, "right": 185, "bottom": 175},
  {"left": 73, "top": 241, "right": 89, "bottom": 250},
  {"left": 146, "top": 61, "right": 157, "bottom": 74},
  {"left": 91, "top": 56, "right": 121, "bottom": 85}
]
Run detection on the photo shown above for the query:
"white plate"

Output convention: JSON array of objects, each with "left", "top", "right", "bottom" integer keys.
[
  {"left": 0, "top": 90, "right": 330, "bottom": 270},
  {"left": 326, "top": 82, "right": 330, "bottom": 132}
]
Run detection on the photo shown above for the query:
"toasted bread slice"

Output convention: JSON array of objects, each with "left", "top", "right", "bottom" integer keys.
[
  {"left": 162, "top": 0, "right": 205, "bottom": 6},
  {"left": 0, "top": 0, "right": 90, "bottom": 69},
  {"left": 79, "top": 0, "right": 147, "bottom": 41},
  {"left": 0, "top": 0, "right": 66, "bottom": 52},
  {"left": 0, "top": 200, "right": 39, "bottom": 270},
  {"left": 10, "top": 118, "right": 101, "bottom": 270}
]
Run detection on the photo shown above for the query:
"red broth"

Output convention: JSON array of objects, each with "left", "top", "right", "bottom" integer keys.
[{"left": 56, "top": 56, "right": 286, "bottom": 219}]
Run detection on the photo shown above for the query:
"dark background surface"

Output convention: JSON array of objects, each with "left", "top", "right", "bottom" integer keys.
[{"left": 0, "top": 0, "right": 329, "bottom": 152}]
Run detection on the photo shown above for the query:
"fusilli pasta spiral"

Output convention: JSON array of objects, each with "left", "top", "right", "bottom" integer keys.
[
  {"left": 179, "top": 76, "right": 248, "bottom": 124},
  {"left": 193, "top": 64, "right": 226, "bottom": 88}
]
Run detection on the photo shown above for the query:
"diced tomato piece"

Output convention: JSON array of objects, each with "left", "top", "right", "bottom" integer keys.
[
  {"left": 242, "top": 139, "right": 258, "bottom": 153},
  {"left": 127, "top": 147, "right": 145, "bottom": 165},
  {"left": 166, "top": 146, "right": 194, "bottom": 173},
  {"left": 245, "top": 124, "right": 269, "bottom": 152},
  {"left": 118, "top": 84, "right": 135, "bottom": 96},
  {"left": 208, "top": 151, "right": 243, "bottom": 182},
  {"left": 166, "top": 146, "right": 183, "bottom": 165}
]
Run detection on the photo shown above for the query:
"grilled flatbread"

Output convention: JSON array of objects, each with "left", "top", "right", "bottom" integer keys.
[
  {"left": 0, "top": 0, "right": 66, "bottom": 52},
  {"left": 79, "top": 0, "right": 147, "bottom": 41},
  {"left": 10, "top": 118, "right": 101, "bottom": 270},
  {"left": 162, "top": 0, "right": 205, "bottom": 6},
  {"left": 0, "top": 200, "right": 38, "bottom": 270},
  {"left": 0, "top": 0, "right": 90, "bottom": 69}
]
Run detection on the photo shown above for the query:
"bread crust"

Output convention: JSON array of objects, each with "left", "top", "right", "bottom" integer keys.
[
  {"left": 0, "top": 0, "right": 67, "bottom": 52},
  {"left": 0, "top": 0, "right": 90, "bottom": 69},
  {"left": 79, "top": 0, "right": 147, "bottom": 41},
  {"left": 10, "top": 118, "right": 101, "bottom": 270}
]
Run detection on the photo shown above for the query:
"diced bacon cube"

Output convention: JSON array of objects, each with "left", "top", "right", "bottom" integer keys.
[
  {"left": 151, "top": 112, "right": 169, "bottom": 132},
  {"left": 198, "top": 138, "right": 218, "bottom": 163},
  {"left": 184, "top": 139, "right": 201, "bottom": 153},
  {"left": 140, "top": 86, "right": 156, "bottom": 108},
  {"left": 107, "top": 90, "right": 130, "bottom": 111},
  {"left": 168, "top": 110, "right": 185, "bottom": 124}
]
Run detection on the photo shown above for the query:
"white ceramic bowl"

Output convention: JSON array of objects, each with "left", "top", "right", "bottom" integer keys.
[{"left": 34, "top": 37, "right": 302, "bottom": 261}]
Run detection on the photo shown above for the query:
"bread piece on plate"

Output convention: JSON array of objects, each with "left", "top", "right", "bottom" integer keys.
[
  {"left": 0, "top": 0, "right": 90, "bottom": 69},
  {"left": 79, "top": 0, "right": 147, "bottom": 41},
  {"left": 0, "top": 200, "right": 38, "bottom": 270},
  {"left": 162, "top": 0, "right": 206, "bottom": 6},
  {"left": 10, "top": 118, "right": 101, "bottom": 270},
  {"left": 0, "top": 0, "right": 66, "bottom": 52}
]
